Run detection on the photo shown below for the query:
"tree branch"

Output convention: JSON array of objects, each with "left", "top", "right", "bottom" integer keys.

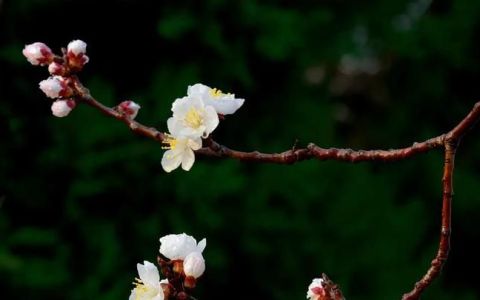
[
  {"left": 66, "top": 72, "right": 480, "bottom": 300},
  {"left": 72, "top": 77, "right": 453, "bottom": 164}
]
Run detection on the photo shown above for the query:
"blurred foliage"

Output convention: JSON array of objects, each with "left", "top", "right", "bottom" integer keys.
[{"left": 1, "top": 0, "right": 480, "bottom": 299}]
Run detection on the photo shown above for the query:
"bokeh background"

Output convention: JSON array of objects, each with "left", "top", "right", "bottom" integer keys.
[{"left": 1, "top": 0, "right": 480, "bottom": 299}]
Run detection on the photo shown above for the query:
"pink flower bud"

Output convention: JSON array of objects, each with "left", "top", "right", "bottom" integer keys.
[
  {"left": 22, "top": 42, "right": 53, "bottom": 66},
  {"left": 67, "top": 40, "right": 87, "bottom": 56},
  {"left": 39, "top": 76, "right": 71, "bottom": 99},
  {"left": 48, "top": 62, "right": 66, "bottom": 76},
  {"left": 118, "top": 100, "right": 141, "bottom": 119},
  {"left": 183, "top": 252, "right": 205, "bottom": 279},
  {"left": 67, "top": 39, "right": 89, "bottom": 69},
  {"left": 51, "top": 99, "right": 76, "bottom": 117}
]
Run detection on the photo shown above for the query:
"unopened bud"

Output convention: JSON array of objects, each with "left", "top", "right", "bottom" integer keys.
[
  {"left": 118, "top": 100, "right": 141, "bottom": 119},
  {"left": 23, "top": 42, "right": 53, "bottom": 66},
  {"left": 48, "top": 62, "right": 66, "bottom": 76},
  {"left": 67, "top": 39, "right": 89, "bottom": 70},
  {"left": 39, "top": 76, "right": 72, "bottom": 99},
  {"left": 51, "top": 99, "right": 76, "bottom": 117},
  {"left": 307, "top": 274, "right": 345, "bottom": 300},
  {"left": 183, "top": 252, "right": 205, "bottom": 279}
]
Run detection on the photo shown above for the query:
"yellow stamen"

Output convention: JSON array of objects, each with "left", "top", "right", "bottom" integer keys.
[
  {"left": 184, "top": 107, "right": 203, "bottom": 128},
  {"left": 210, "top": 87, "right": 233, "bottom": 99},
  {"left": 209, "top": 88, "right": 224, "bottom": 97},
  {"left": 162, "top": 134, "right": 177, "bottom": 150},
  {"left": 132, "top": 278, "right": 149, "bottom": 300}
]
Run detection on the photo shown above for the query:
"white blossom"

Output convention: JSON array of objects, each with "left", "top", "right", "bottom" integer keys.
[
  {"left": 161, "top": 134, "right": 202, "bottom": 172},
  {"left": 183, "top": 251, "right": 205, "bottom": 278},
  {"left": 168, "top": 96, "right": 219, "bottom": 138},
  {"left": 39, "top": 76, "right": 68, "bottom": 99},
  {"left": 187, "top": 83, "right": 245, "bottom": 115},
  {"left": 51, "top": 99, "right": 75, "bottom": 117},
  {"left": 307, "top": 278, "right": 326, "bottom": 300},
  {"left": 159, "top": 233, "right": 206, "bottom": 260},
  {"left": 22, "top": 42, "right": 53, "bottom": 66},
  {"left": 129, "top": 261, "right": 164, "bottom": 300},
  {"left": 67, "top": 39, "right": 87, "bottom": 56},
  {"left": 118, "top": 100, "right": 141, "bottom": 119}
]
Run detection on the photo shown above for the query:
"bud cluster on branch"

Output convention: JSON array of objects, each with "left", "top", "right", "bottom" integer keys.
[
  {"left": 130, "top": 233, "right": 206, "bottom": 300},
  {"left": 23, "top": 39, "right": 480, "bottom": 300}
]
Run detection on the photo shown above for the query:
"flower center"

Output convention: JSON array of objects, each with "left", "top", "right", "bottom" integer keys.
[
  {"left": 209, "top": 88, "right": 224, "bottom": 98},
  {"left": 133, "top": 278, "right": 157, "bottom": 300},
  {"left": 184, "top": 107, "right": 203, "bottom": 128},
  {"left": 162, "top": 134, "right": 178, "bottom": 150},
  {"left": 209, "top": 87, "right": 233, "bottom": 99}
]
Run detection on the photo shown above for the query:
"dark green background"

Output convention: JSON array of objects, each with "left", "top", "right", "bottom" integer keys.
[{"left": 1, "top": 0, "right": 480, "bottom": 299}]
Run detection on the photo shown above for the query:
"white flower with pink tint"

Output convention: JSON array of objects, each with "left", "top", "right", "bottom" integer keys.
[
  {"left": 22, "top": 42, "right": 53, "bottom": 66},
  {"left": 67, "top": 39, "right": 89, "bottom": 68},
  {"left": 51, "top": 99, "right": 76, "bottom": 117},
  {"left": 39, "top": 76, "right": 70, "bottom": 99},
  {"left": 118, "top": 100, "right": 141, "bottom": 119},
  {"left": 183, "top": 252, "right": 205, "bottom": 279},
  {"left": 67, "top": 40, "right": 87, "bottom": 56}
]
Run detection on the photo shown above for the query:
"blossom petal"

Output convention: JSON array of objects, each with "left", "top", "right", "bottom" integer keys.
[
  {"left": 197, "top": 238, "right": 206, "bottom": 253},
  {"left": 153, "top": 294, "right": 164, "bottom": 300},
  {"left": 161, "top": 150, "right": 182, "bottom": 173},
  {"left": 188, "top": 137, "right": 203, "bottom": 151},
  {"left": 189, "top": 95, "right": 205, "bottom": 110},
  {"left": 187, "top": 83, "right": 210, "bottom": 97},
  {"left": 203, "top": 105, "right": 220, "bottom": 135},
  {"left": 137, "top": 261, "right": 160, "bottom": 287},
  {"left": 171, "top": 96, "right": 191, "bottom": 116},
  {"left": 159, "top": 233, "right": 199, "bottom": 260},
  {"left": 205, "top": 98, "right": 245, "bottom": 115},
  {"left": 181, "top": 148, "right": 195, "bottom": 171},
  {"left": 180, "top": 126, "right": 205, "bottom": 139},
  {"left": 167, "top": 117, "right": 184, "bottom": 137},
  {"left": 129, "top": 289, "right": 137, "bottom": 300}
]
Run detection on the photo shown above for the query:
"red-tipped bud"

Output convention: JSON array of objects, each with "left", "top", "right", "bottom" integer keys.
[
  {"left": 67, "top": 39, "right": 89, "bottom": 70},
  {"left": 48, "top": 62, "right": 66, "bottom": 76},
  {"left": 23, "top": 42, "right": 53, "bottom": 66},
  {"left": 183, "top": 252, "right": 205, "bottom": 279},
  {"left": 118, "top": 100, "right": 141, "bottom": 119},
  {"left": 39, "top": 76, "right": 72, "bottom": 99},
  {"left": 51, "top": 99, "right": 76, "bottom": 117}
]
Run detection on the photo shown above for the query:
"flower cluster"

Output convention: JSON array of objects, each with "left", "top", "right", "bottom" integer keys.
[
  {"left": 161, "top": 83, "right": 244, "bottom": 172},
  {"left": 130, "top": 233, "right": 206, "bottom": 300},
  {"left": 23, "top": 40, "right": 243, "bottom": 173},
  {"left": 23, "top": 40, "right": 142, "bottom": 119},
  {"left": 23, "top": 40, "right": 92, "bottom": 117}
]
